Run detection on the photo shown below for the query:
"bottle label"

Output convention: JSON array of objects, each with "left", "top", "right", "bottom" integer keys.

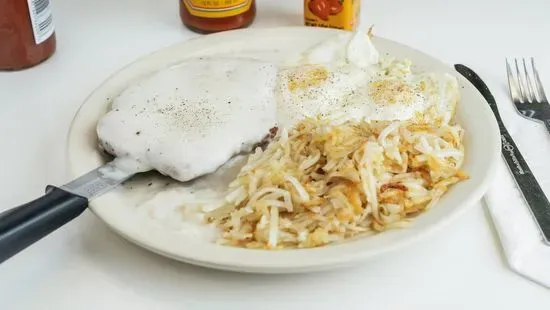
[
  {"left": 27, "top": 0, "right": 55, "bottom": 44},
  {"left": 183, "top": 0, "right": 252, "bottom": 18}
]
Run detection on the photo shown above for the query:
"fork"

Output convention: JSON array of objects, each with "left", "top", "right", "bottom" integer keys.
[{"left": 506, "top": 58, "right": 550, "bottom": 133}]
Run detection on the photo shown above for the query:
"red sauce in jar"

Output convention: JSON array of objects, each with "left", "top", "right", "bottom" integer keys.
[
  {"left": 179, "top": 0, "right": 256, "bottom": 34},
  {"left": 0, "top": 0, "right": 56, "bottom": 70}
]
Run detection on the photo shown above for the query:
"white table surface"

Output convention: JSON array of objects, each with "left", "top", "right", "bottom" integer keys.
[{"left": 1, "top": 0, "right": 550, "bottom": 308}]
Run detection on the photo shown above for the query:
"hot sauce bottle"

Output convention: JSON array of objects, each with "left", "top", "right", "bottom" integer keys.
[
  {"left": 304, "top": 0, "right": 360, "bottom": 31},
  {"left": 180, "top": 0, "right": 256, "bottom": 34},
  {"left": 0, "top": 0, "right": 57, "bottom": 70}
]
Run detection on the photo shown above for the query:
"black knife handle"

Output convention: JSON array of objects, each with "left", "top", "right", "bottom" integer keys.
[{"left": 0, "top": 186, "right": 88, "bottom": 263}]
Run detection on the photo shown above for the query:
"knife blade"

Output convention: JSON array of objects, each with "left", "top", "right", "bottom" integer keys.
[
  {"left": 0, "top": 161, "right": 135, "bottom": 263},
  {"left": 455, "top": 64, "right": 550, "bottom": 245},
  {"left": 61, "top": 161, "right": 135, "bottom": 199}
]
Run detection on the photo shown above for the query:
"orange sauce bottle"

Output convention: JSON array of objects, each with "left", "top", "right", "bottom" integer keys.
[
  {"left": 304, "top": 0, "right": 360, "bottom": 31},
  {"left": 180, "top": 0, "right": 256, "bottom": 34}
]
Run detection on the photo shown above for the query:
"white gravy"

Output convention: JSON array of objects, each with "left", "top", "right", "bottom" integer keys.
[{"left": 97, "top": 57, "right": 279, "bottom": 182}]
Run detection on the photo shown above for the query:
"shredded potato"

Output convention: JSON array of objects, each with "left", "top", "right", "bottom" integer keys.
[{"left": 207, "top": 117, "right": 467, "bottom": 249}]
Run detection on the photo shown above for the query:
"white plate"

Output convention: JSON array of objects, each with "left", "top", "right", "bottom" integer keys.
[{"left": 67, "top": 27, "right": 500, "bottom": 273}]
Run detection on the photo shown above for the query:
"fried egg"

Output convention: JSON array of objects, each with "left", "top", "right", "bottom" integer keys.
[
  {"left": 276, "top": 30, "right": 380, "bottom": 127},
  {"left": 275, "top": 29, "right": 459, "bottom": 128},
  {"left": 336, "top": 72, "right": 459, "bottom": 124}
]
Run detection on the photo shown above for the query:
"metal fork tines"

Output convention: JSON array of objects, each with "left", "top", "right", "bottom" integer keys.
[{"left": 506, "top": 58, "right": 550, "bottom": 129}]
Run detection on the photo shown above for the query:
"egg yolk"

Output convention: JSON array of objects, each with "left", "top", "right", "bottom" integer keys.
[
  {"left": 287, "top": 66, "right": 329, "bottom": 92},
  {"left": 369, "top": 79, "right": 417, "bottom": 105}
]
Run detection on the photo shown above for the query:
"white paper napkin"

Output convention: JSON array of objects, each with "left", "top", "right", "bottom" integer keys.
[{"left": 484, "top": 114, "right": 550, "bottom": 288}]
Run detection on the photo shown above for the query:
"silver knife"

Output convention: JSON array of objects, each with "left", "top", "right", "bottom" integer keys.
[
  {"left": 455, "top": 64, "right": 550, "bottom": 245},
  {"left": 0, "top": 161, "right": 135, "bottom": 263}
]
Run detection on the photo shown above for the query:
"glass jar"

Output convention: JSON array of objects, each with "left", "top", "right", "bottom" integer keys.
[
  {"left": 0, "top": 0, "right": 57, "bottom": 70},
  {"left": 179, "top": 0, "right": 256, "bottom": 34}
]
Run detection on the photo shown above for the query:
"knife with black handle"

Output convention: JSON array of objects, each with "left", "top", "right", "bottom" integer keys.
[
  {"left": 0, "top": 162, "right": 135, "bottom": 263},
  {"left": 455, "top": 64, "right": 550, "bottom": 244}
]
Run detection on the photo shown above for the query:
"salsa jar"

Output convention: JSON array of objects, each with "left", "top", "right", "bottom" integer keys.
[
  {"left": 179, "top": 0, "right": 256, "bottom": 34},
  {"left": 0, "top": 0, "right": 57, "bottom": 70}
]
